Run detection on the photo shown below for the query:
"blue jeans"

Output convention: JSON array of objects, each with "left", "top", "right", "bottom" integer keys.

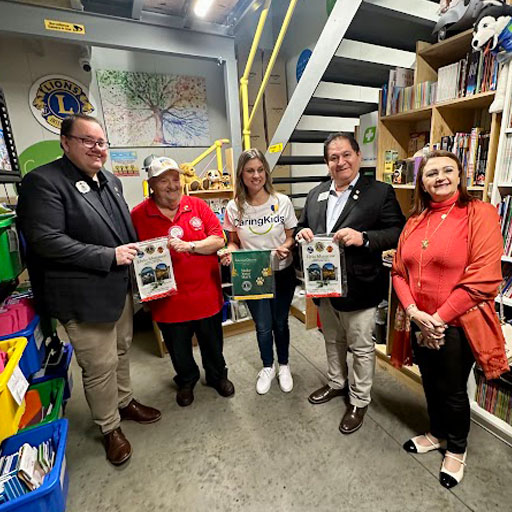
[{"left": 246, "top": 264, "right": 296, "bottom": 367}]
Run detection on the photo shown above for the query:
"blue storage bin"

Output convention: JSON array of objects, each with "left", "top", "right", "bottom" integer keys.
[
  {"left": 31, "top": 344, "right": 73, "bottom": 403},
  {"left": 0, "top": 316, "right": 45, "bottom": 379},
  {"left": 0, "top": 419, "right": 69, "bottom": 512}
]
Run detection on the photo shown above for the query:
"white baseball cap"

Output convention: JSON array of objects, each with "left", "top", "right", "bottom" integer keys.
[{"left": 147, "top": 157, "right": 182, "bottom": 179}]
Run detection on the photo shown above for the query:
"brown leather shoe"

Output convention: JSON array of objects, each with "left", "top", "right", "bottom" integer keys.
[
  {"left": 209, "top": 378, "right": 235, "bottom": 397},
  {"left": 104, "top": 427, "right": 132, "bottom": 466},
  {"left": 339, "top": 405, "right": 368, "bottom": 434},
  {"left": 308, "top": 384, "right": 347, "bottom": 404},
  {"left": 119, "top": 399, "right": 162, "bottom": 424},
  {"left": 176, "top": 387, "right": 194, "bottom": 407}
]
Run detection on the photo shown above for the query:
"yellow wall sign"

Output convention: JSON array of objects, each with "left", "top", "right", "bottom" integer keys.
[
  {"left": 268, "top": 143, "right": 283, "bottom": 154},
  {"left": 44, "top": 19, "right": 85, "bottom": 35}
]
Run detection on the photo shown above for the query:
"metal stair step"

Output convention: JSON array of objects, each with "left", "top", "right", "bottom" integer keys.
[
  {"left": 305, "top": 97, "right": 377, "bottom": 118},
  {"left": 290, "top": 130, "right": 337, "bottom": 143},
  {"left": 273, "top": 176, "right": 329, "bottom": 184},
  {"left": 323, "top": 57, "right": 392, "bottom": 88},
  {"left": 277, "top": 156, "right": 326, "bottom": 166}
]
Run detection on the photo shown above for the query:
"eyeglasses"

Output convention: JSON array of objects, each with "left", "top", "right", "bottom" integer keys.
[{"left": 67, "top": 135, "right": 110, "bottom": 150}]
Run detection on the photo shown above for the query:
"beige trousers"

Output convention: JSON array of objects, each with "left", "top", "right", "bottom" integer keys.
[
  {"left": 317, "top": 299, "right": 377, "bottom": 408},
  {"left": 64, "top": 294, "right": 134, "bottom": 434}
]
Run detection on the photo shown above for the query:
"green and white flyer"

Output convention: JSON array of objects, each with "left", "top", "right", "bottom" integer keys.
[{"left": 231, "top": 250, "right": 274, "bottom": 300}]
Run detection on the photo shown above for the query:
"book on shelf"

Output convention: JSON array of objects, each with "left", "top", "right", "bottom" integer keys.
[
  {"left": 474, "top": 367, "right": 512, "bottom": 427},
  {"left": 499, "top": 136, "right": 512, "bottom": 183},
  {"left": 437, "top": 61, "right": 460, "bottom": 102},
  {"left": 438, "top": 129, "right": 490, "bottom": 186}
]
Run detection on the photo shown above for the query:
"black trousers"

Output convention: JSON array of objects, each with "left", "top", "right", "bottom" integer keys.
[
  {"left": 158, "top": 311, "right": 227, "bottom": 389},
  {"left": 412, "top": 325, "right": 475, "bottom": 454}
]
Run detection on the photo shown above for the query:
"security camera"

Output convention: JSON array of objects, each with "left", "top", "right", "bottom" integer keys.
[
  {"left": 79, "top": 45, "right": 92, "bottom": 72},
  {"left": 79, "top": 57, "right": 91, "bottom": 72}
]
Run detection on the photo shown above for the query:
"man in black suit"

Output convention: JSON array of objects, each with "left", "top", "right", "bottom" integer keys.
[
  {"left": 296, "top": 132, "right": 405, "bottom": 434},
  {"left": 17, "top": 114, "right": 161, "bottom": 465}
]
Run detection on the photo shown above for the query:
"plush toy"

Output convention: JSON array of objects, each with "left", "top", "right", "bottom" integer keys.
[
  {"left": 202, "top": 169, "right": 224, "bottom": 190},
  {"left": 221, "top": 173, "right": 232, "bottom": 189},
  {"left": 472, "top": 0, "right": 512, "bottom": 113},
  {"left": 179, "top": 163, "right": 202, "bottom": 191}
]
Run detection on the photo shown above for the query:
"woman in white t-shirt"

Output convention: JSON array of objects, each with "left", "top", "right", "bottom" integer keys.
[{"left": 221, "top": 149, "right": 298, "bottom": 394}]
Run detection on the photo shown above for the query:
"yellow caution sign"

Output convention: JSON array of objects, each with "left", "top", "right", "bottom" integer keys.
[
  {"left": 268, "top": 143, "right": 283, "bottom": 154},
  {"left": 44, "top": 19, "right": 85, "bottom": 35}
]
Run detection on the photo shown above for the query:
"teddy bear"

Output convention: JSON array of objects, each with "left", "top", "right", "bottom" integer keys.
[
  {"left": 179, "top": 163, "right": 202, "bottom": 191},
  {"left": 471, "top": 0, "right": 512, "bottom": 113}
]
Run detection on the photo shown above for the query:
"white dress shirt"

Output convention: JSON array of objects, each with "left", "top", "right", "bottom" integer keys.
[{"left": 326, "top": 174, "right": 360, "bottom": 234}]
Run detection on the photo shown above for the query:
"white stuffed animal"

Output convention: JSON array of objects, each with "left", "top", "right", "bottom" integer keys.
[{"left": 472, "top": 1, "right": 512, "bottom": 113}]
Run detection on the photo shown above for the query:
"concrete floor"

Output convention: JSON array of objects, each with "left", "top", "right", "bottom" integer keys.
[{"left": 64, "top": 315, "right": 512, "bottom": 512}]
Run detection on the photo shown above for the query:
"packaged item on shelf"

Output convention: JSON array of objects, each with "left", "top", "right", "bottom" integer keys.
[
  {"left": 0, "top": 215, "right": 22, "bottom": 284},
  {"left": 0, "top": 419, "right": 69, "bottom": 511}
]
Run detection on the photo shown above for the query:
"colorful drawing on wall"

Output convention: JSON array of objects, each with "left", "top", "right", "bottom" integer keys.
[
  {"left": 110, "top": 150, "right": 140, "bottom": 177},
  {"left": 29, "top": 75, "right": 96, "bottom": 134},
  {"left": 18, "top": 140, "right": 62, "bottom": 176},
  {"left": 96, "top": 70, "right": 210, "bottom": 147},
  {"left": 0, "top": 128, "right": 11, "bottom": 171}
]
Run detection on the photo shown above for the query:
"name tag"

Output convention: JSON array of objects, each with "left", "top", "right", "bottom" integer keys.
[{"left": 318, "top": 191, "right": 329, "bottom": 202}]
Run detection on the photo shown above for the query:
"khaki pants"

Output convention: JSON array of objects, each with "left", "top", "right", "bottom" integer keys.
[
  {"left": 317, "top": 299, "right": 377, "bottom": 408},
  {"left": 64, "top": 294, "right": 134, "bottom": 434}
]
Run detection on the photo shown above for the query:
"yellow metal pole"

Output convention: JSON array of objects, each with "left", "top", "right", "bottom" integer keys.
[
  {"left": 190, "top": 139, "right": 230, "bottom": 168},
  {"left": 215, "top": 140, "right": 224, "bottom": 171},
  {"left": 248, "top": 0, "right": 298, "bottom": 129},
  {"left": 143, "top": 180, "right": 149, "bottom": 198},
  {"left": 240, "top": 0, "right": 272, "bottom": 151}
]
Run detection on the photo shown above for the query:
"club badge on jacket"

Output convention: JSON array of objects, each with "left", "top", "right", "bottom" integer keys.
[{"left": 75, "top": 181, "right": 90, "bottom": 194}]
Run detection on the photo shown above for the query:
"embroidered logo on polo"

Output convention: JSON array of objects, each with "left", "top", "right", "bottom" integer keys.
[
  {"left": 30, "top": 75, "right": 95, "bottom": 134},
  {"left": 168, "top": 226, "right": 184, "bottom": 239},
  {"left": 189, "top": 216, "right": 203, "bottom": 230}
]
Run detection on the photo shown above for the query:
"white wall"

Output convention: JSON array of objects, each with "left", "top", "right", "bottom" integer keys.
[{"left": 0, "top": 34, "right": 230, "bottom": 208}]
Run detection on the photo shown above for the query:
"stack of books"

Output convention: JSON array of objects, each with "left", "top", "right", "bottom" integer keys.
[
  {"left": 474, "top": 367, "right": 512, "bottom": 427},
  {"left": 439, "top": 128, "right": 490, "bottom": 186},
  {"left": 437, "top": 50, "right": 499, "bottom": 103},
  {"left": 497, "top": 196, "right": 512, "bottom": 257},
  {"left": 498, "top": 136, "right": 512, "bottom": 183},
  {"left": 0, "top": 440, "right": 54, "bottom": 504}
]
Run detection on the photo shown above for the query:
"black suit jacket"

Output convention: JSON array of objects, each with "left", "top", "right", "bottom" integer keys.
[
  {"left": 17, "top": 157, "right": 137, "bottom": 323},
  {"left": 296, "top": 175, "right": 405, "bottom": 311}
]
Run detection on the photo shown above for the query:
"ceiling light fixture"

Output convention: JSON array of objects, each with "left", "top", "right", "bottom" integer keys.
[{"left": 194, "top": 0, "right": 215, "bottom": 18}]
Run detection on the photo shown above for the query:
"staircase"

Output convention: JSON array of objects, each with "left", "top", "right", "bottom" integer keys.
[{"left": 266, "top": 0, "right": 440, "bottom": 207}]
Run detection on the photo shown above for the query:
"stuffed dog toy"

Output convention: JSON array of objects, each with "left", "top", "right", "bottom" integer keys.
[
  {"left": 472, "top": 0, "right": 512, "bottom": 112},
  {"left": 203, "top": 169, "right": 224, "bottom": 190}
]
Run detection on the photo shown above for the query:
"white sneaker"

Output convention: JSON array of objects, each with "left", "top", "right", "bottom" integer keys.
[
  {"left": 278, "top": 364, "right": 293, "bottom": 393},
  {"left": 256, "top": 365, "right": 276, "bottom": 394}
]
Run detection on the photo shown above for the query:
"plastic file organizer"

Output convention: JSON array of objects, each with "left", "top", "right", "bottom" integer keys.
[
  {"left": 31, "top": 344, "right": 73, "bottom": 403},
  {"left": 0, "top": 338, "right": 28, "bottom": 444},
  {"left": 18, "top": 379, "right": 65, "bottom": 434},
  {"left": 0, "top": 317, "right": 45, "bottom": 380},
  {"left": 0, "top": 419, "right": 69, "bottom": 512}
]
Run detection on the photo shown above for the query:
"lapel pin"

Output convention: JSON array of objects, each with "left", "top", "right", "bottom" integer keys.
[{"left": 75, "top": 181, "right": 90, "bottom": 194}]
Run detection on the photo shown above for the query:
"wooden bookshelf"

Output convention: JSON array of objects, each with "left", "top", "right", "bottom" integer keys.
[{"left": 377, "top": 35, "right": 501, "bottom": 215}]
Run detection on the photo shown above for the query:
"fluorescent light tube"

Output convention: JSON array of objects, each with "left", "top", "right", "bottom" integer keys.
[{"left": 194, "top": 0, "right": 215, "bottom": 18}]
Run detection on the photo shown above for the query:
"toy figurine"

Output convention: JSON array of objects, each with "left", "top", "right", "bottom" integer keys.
[
  {"left": 202, "top": 169, "right": 224, "bottom": 190},
  {"left": 179, "top": 163, "right": 202, "bottom": 191},
  {"left": 472, "top": 0, "right": 512, "bottom": 113}
]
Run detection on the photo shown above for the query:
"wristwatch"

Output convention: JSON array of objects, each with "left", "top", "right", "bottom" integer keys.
[
  {"left": 362, "top": 231, "right": 370, "bottom": 248},
  {"left": 189, "top": 242, "right": 196, "bottom": 253}
]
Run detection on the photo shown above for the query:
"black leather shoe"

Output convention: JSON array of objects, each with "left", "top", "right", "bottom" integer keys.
[
  {"left": 176, "top": 387, "right": 194, "bottom": 407},
  {"left": 209, "top": 378, "right": 235, "bottom": 397},
  {"left": 308, "top": 384, "right": 347, "bottom": 404},
  {"left": 339, "top": 405, "right": 368, "bottom": 434}
]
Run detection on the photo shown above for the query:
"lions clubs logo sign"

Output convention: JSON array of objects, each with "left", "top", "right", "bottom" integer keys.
[{"left": 30, "top": 75, "right": 95, "bottom": 134}]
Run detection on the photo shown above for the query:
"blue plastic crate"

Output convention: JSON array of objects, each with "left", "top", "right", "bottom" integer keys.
[
  {"left": 0, "top": 419, "right": 69, "bottom": 512},
  {"left": 0, "top": 316, "right": 45, "bottom": 379},
  {"left": 31, "top": 344, "right": 73, "bottom": 403}
]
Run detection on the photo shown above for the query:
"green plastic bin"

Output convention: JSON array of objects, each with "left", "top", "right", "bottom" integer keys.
[
  {"left": 0, "top": 214, "right": 22, "bottom": 282},
  {"left": 18, "top": 377, "right": 65, "bottom": 433}
]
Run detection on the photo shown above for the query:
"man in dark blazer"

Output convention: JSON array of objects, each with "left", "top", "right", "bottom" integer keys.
[
  {"left": 17, "top": 114, "right": 161, "bottom": 465},
  {"left": 296, "top": 132, "right": 405, "bottom": 434}
]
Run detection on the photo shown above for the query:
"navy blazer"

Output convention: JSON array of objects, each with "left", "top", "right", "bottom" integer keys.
[
  {"left": 296, "top": 175, "right": 405, "bottom": 311},
  {"left": 17, "top": 157, "right": 137, "bottom": 323}
]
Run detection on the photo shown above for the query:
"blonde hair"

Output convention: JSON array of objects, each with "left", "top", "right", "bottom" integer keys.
[{"left": 234, "top": 148, "right": 275, "bottom": 219}]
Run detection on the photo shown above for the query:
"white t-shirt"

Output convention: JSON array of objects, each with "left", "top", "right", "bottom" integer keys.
[{"left": 223, "top": 193, "right": 298, "bottom": 271}]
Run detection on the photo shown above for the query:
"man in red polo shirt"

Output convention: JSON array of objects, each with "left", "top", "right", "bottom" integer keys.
[{"left": 131, "top": 156, "right": 234, "bottom": 406}]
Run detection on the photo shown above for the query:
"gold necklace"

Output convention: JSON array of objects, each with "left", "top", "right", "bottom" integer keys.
[{"left": 417, "top": 202, "right": 456, "bottom": 288}]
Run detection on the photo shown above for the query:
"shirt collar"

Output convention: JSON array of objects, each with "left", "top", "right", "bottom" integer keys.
[
  {"left": 329, "top": 173, "right": 360, "bottom": 196},
  {"left": 145, "top": 194, "right": 193, "bottom": 219},
  {"left": 65, "top": 155, "right": 107, "bottom": 189}
]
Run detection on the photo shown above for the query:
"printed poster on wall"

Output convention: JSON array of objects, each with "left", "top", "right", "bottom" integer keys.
[
  {"left": 96, "top": 69, "right": 210, "bottom": 147},
  {"left": 110, "top": 150, "right": 140, "bottom": 176},
  {"left": 301, "top": 237, "right": 346, "bottom": 298},
  {"left": 133, "top": 237, "right": 177, "bottom": 302},
  {"left": 231, "top": 250, "right": 274, "bottom": 300}
]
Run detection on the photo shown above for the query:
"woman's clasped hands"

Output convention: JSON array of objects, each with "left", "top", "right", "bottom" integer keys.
[{"left": 407, "top": 305, "right": 446, "bottom": 350}]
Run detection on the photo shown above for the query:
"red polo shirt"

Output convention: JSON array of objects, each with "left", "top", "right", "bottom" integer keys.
[{"left": 131, "top": 195, "right": 224, "bottom": 323}]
